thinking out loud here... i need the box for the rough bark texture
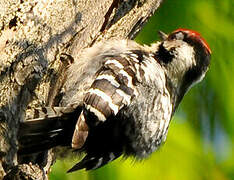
[0,0,163,179]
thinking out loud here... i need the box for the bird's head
[155,28,211,109]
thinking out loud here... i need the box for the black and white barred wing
[70,51,173,171]
[72,55,139,149]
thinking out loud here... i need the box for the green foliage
[50,0,234,179]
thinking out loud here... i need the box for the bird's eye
[174,32,184,40]
[169,32,184,40]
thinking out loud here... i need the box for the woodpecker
[18,28,211,172]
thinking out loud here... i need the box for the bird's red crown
[173,28,211,54]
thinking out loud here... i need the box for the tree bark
[0,0,163,179]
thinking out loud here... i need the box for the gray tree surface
[0,0,163,179]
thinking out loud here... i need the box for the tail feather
[18,128,64,154]
[18,106,81,155]
[67,151,121,172]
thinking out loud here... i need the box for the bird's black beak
[158,31,168,40]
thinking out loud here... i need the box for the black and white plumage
[18,29,211,172]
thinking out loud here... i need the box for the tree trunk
[0,0,163,179]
